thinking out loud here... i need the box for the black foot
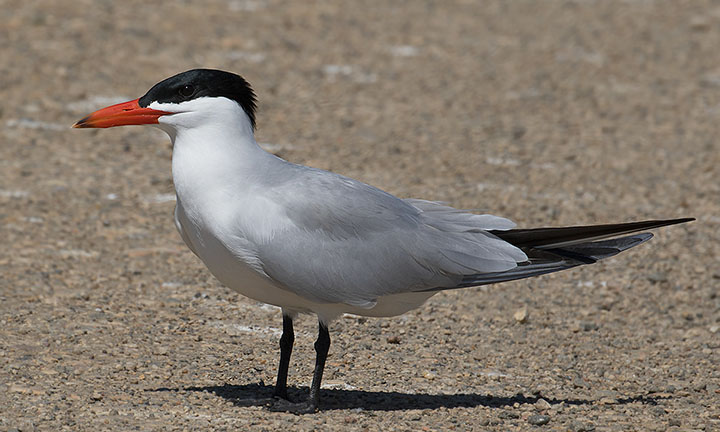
[273,389,290,401]
[266,398,318,414]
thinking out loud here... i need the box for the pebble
[580,321,599,331]
[572,376,589,388]
[386,335,401,344]
[527,414,551,426]
[569,421,595,432]
[534,398,551,411]
[689,16,710,31]
[646,272,668,283]
[514,306,528,323]
[572,321,599,332]
[499,410,520,419]
[423,371,436,380]
[651,406,667,416]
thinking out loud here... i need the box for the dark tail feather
[446,233,652,290]
[419,218,694,292]
[489,218,694,249]
[549,232,654,263]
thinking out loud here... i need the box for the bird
[74,68,693,413]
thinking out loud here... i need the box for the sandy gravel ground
[1,0,718,430]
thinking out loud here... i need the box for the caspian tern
[74,69,693,413]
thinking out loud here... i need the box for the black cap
[138,69,257,130]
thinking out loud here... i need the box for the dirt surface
[1,0,718,430]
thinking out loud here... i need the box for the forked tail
[426,218,694,291]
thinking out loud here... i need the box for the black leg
[268,320,331,414]
[307,322,330,409]
[274,314,294,400]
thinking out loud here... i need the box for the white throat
[152,97,281,221]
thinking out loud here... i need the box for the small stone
[651,406,667,416]
[572,376,589,388]
[527,414,550,425]
[690,16,710,31]
[709,325,719,334]
[594,390,618,404]
[693,381,706,391]
[512,125,527,140]
[569,421,596,432]
[646,272,668,283]
[668,418,681,427]
[701,73,720,88]
[514,307,528,323]
[580,321,599,331]
[535,398,551,411]
[9,384,31,394]
[386,335,401,344]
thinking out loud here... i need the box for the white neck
[153,98,282,214]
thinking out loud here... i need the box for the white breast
[174,195,321,312]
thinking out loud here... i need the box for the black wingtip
[491,217,695,249]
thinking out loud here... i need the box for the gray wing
[254,166,527,307]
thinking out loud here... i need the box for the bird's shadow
[149,382,668,411]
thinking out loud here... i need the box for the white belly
[174,200,436,321]
[174,201,315,310]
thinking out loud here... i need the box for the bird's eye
[178,84,195,97]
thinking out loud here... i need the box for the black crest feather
[138,69,257,130]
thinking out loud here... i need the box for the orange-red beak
[72,98,173,128]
